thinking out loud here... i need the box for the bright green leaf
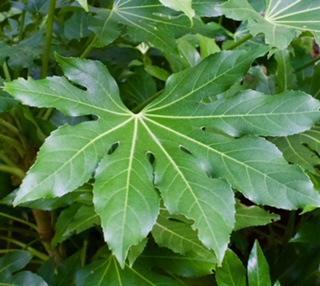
[75,0,88,12]
[248,241,271,286]
[159,0,195,21]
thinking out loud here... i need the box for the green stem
[0,236,49,261]
[0,164,25,179]
[295,56,320,72]
[0,249,22,254]
[42,108,54,120]
[2,62,11,81]
[81,239,88,267]
[0,152,15,166]
[80,35,97,58]
[18,10,26,41]
[0,212,37,230]
[132,90,162,113]
[0,118,20,136]
[227,34,253,50]
[80,8,114,58]
[0,134,24,157]
[41,0,57,78]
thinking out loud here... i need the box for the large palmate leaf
[222,0,320,49]
[4,48,320,266]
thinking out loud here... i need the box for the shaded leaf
[235,202,280,231]
[52,204,99,246]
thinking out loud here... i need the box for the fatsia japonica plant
[1,0,320,285]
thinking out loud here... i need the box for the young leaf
[222,0,320,49]
[235,202,280,231]
[215,250,247,286]
[4,49,320,266]
[248,241,271,286]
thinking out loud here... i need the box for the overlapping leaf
[272,125,320,175]
[76,254,180,286]
[222,0,320,49]
[4,48,320,266]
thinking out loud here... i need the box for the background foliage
[1,0,320,285]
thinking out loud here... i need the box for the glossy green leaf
[235,202,280,231]
[5,49,320,267]
[215,250,247,286]
[248,241,271,286]
[222,0,320,49]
